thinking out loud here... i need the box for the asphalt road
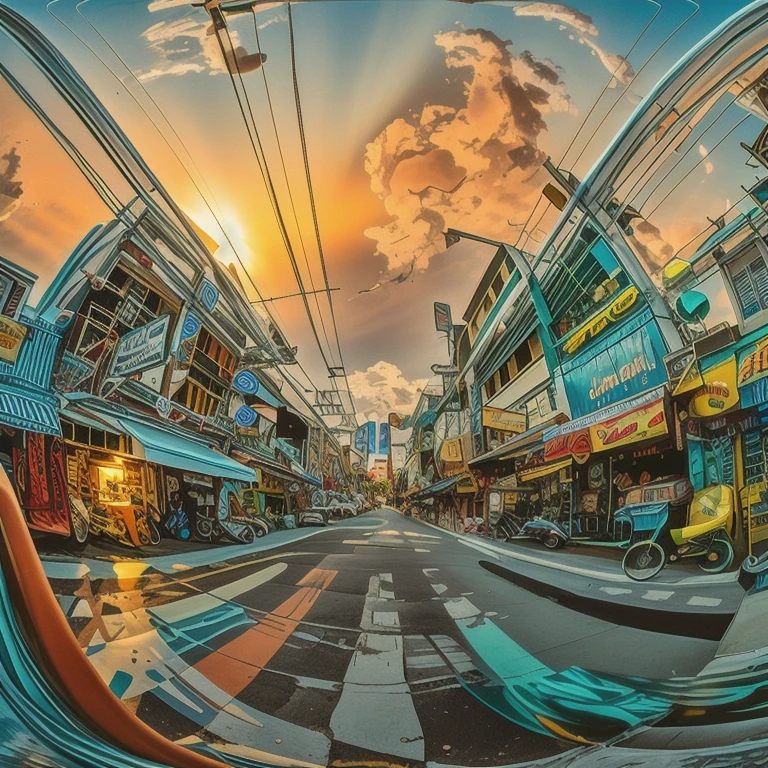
[44,508,728,767]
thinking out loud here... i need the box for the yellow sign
[739,337,768,387]
[482,407,526,434]
[440,437,464,464]
[688,358,739,418]
[590,396,668,452]
[0,316,26,364]
[562,287,639,355]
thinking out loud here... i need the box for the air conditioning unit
[692,323,740,358]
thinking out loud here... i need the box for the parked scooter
[463,516,489,534]
[493,512,569,549]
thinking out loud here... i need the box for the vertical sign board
[378,422,390,453]
[367,421,377,455]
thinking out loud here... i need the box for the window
[62,419,130,453]
[545,227,630,340]
[66,264,176,361]
[172,327,237,418]
[491,273,504,299]
[727,243,768,325]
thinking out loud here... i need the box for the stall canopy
[412,474,461,500]
[0,389,60,436]
[119,419,257,483]
[468,414,568,467]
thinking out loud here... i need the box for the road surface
[43,508,730,767]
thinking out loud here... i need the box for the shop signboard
[561,310,668,418]
[111,314,170,378]
[544,429,592,464]
[590,395,667,453]
[738,335,768,408]
[544,387,668,460]
[560,287,640,356]
[688,358,740,418]
[0,315,26,364]
[354,423,370,457]
[482,406,526,434]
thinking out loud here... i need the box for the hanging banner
[688,357,740,418]
[589,395,668,452]
[738,335,768,408]
[111,314,170,378]
[482,406,526,434]
[0,315,26,364]
[561,310,668,418]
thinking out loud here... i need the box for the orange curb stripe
[194,567,337,697]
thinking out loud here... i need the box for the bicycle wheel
[623,540,666,581]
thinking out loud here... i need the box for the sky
[0,0,760,419]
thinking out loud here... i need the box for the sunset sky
[0,0,760,418]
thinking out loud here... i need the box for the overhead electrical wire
[212,16,339,378]
[566,0,700,174]
[284,1,356,415]
[642,114,750,220]
[45,0,327,419]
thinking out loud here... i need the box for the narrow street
[43,508,726,767]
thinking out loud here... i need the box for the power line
[558,0,662,169]
[211,13,338,377]
[284,1,356,413]
[249,4,338,371]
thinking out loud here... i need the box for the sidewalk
[38,514,381,579]
[413,515,746,640]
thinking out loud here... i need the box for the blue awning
[414,410,438,430]
[0,388,60,436]
[290,462,323,488]
[119,418,256,482]
[413,474,460,499]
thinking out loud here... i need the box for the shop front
[543,387,683,536]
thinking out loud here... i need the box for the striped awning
[0,389,60,436]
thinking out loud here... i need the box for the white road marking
[343,540,370,545]
[373,611,400,628]
[642,590,675,601]
[600,587,633,596]
[403,531,442,539]
[432,584,448,595]
[415,548,431,553]
[687,596,723,607]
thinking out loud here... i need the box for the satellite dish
[676,290,710,323]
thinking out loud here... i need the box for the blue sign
[111,314,170,378]
[378,423,390,453]
[561,310,668,418]
[233,370,260,395]
[355,424,369,456]
[367,420,377,455]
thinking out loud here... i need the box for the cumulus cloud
[348,361,428,417]
[628,219,675,273]
[0,146,23,223]
[137,11,282,82]
[513,3,634,88]
[698,143,714,175]
[363,28,576,275]
[513,3,598,36]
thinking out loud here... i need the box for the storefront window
[172,327,237,417]
[545,226,630,340]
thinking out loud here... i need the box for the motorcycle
[493,512,569,550]
[621,483,735,581]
